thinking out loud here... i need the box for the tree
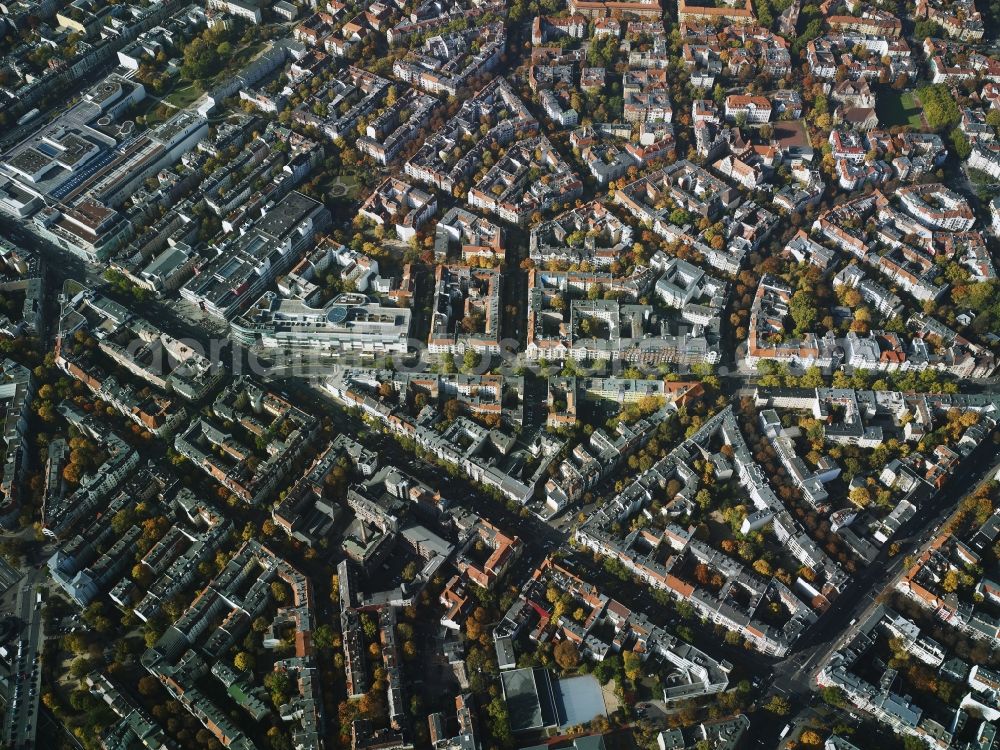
[553,640,580,671]
[950,128,971,159]
[764,695,791,715]
[69,687,96,712]
[848,487,871,508]
[820,686,847,707]
[695,489,712,509]
[485,696,512,746]
[63,632,88,654]
[313,624,336,649]
[401,561,418,582]
[799,366,824,388]
[138,676,160,697]
[271,581,289,603]
[669,208,690,226]
[799,730,823,747]
[62,462,81,485]
[182,36,221,81]
[267,726,292,750]
[622,650,642,681]
[462,349,482,373]
[443,398,462,422]
[917,84,960,131]
[234,651,255,672]
[942,569,960,592]
[265,671,292,707]
[70,657,94,680]
[987,109,1000,136]
[790,289,818,334]
[913,19,943,39]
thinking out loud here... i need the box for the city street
[1,578,45,750]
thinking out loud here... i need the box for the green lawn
[327,173,361,201]
[131,96,172,126]
[877,90,925,130]
[164,82,203,109]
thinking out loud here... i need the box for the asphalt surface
[1,578,44,750]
